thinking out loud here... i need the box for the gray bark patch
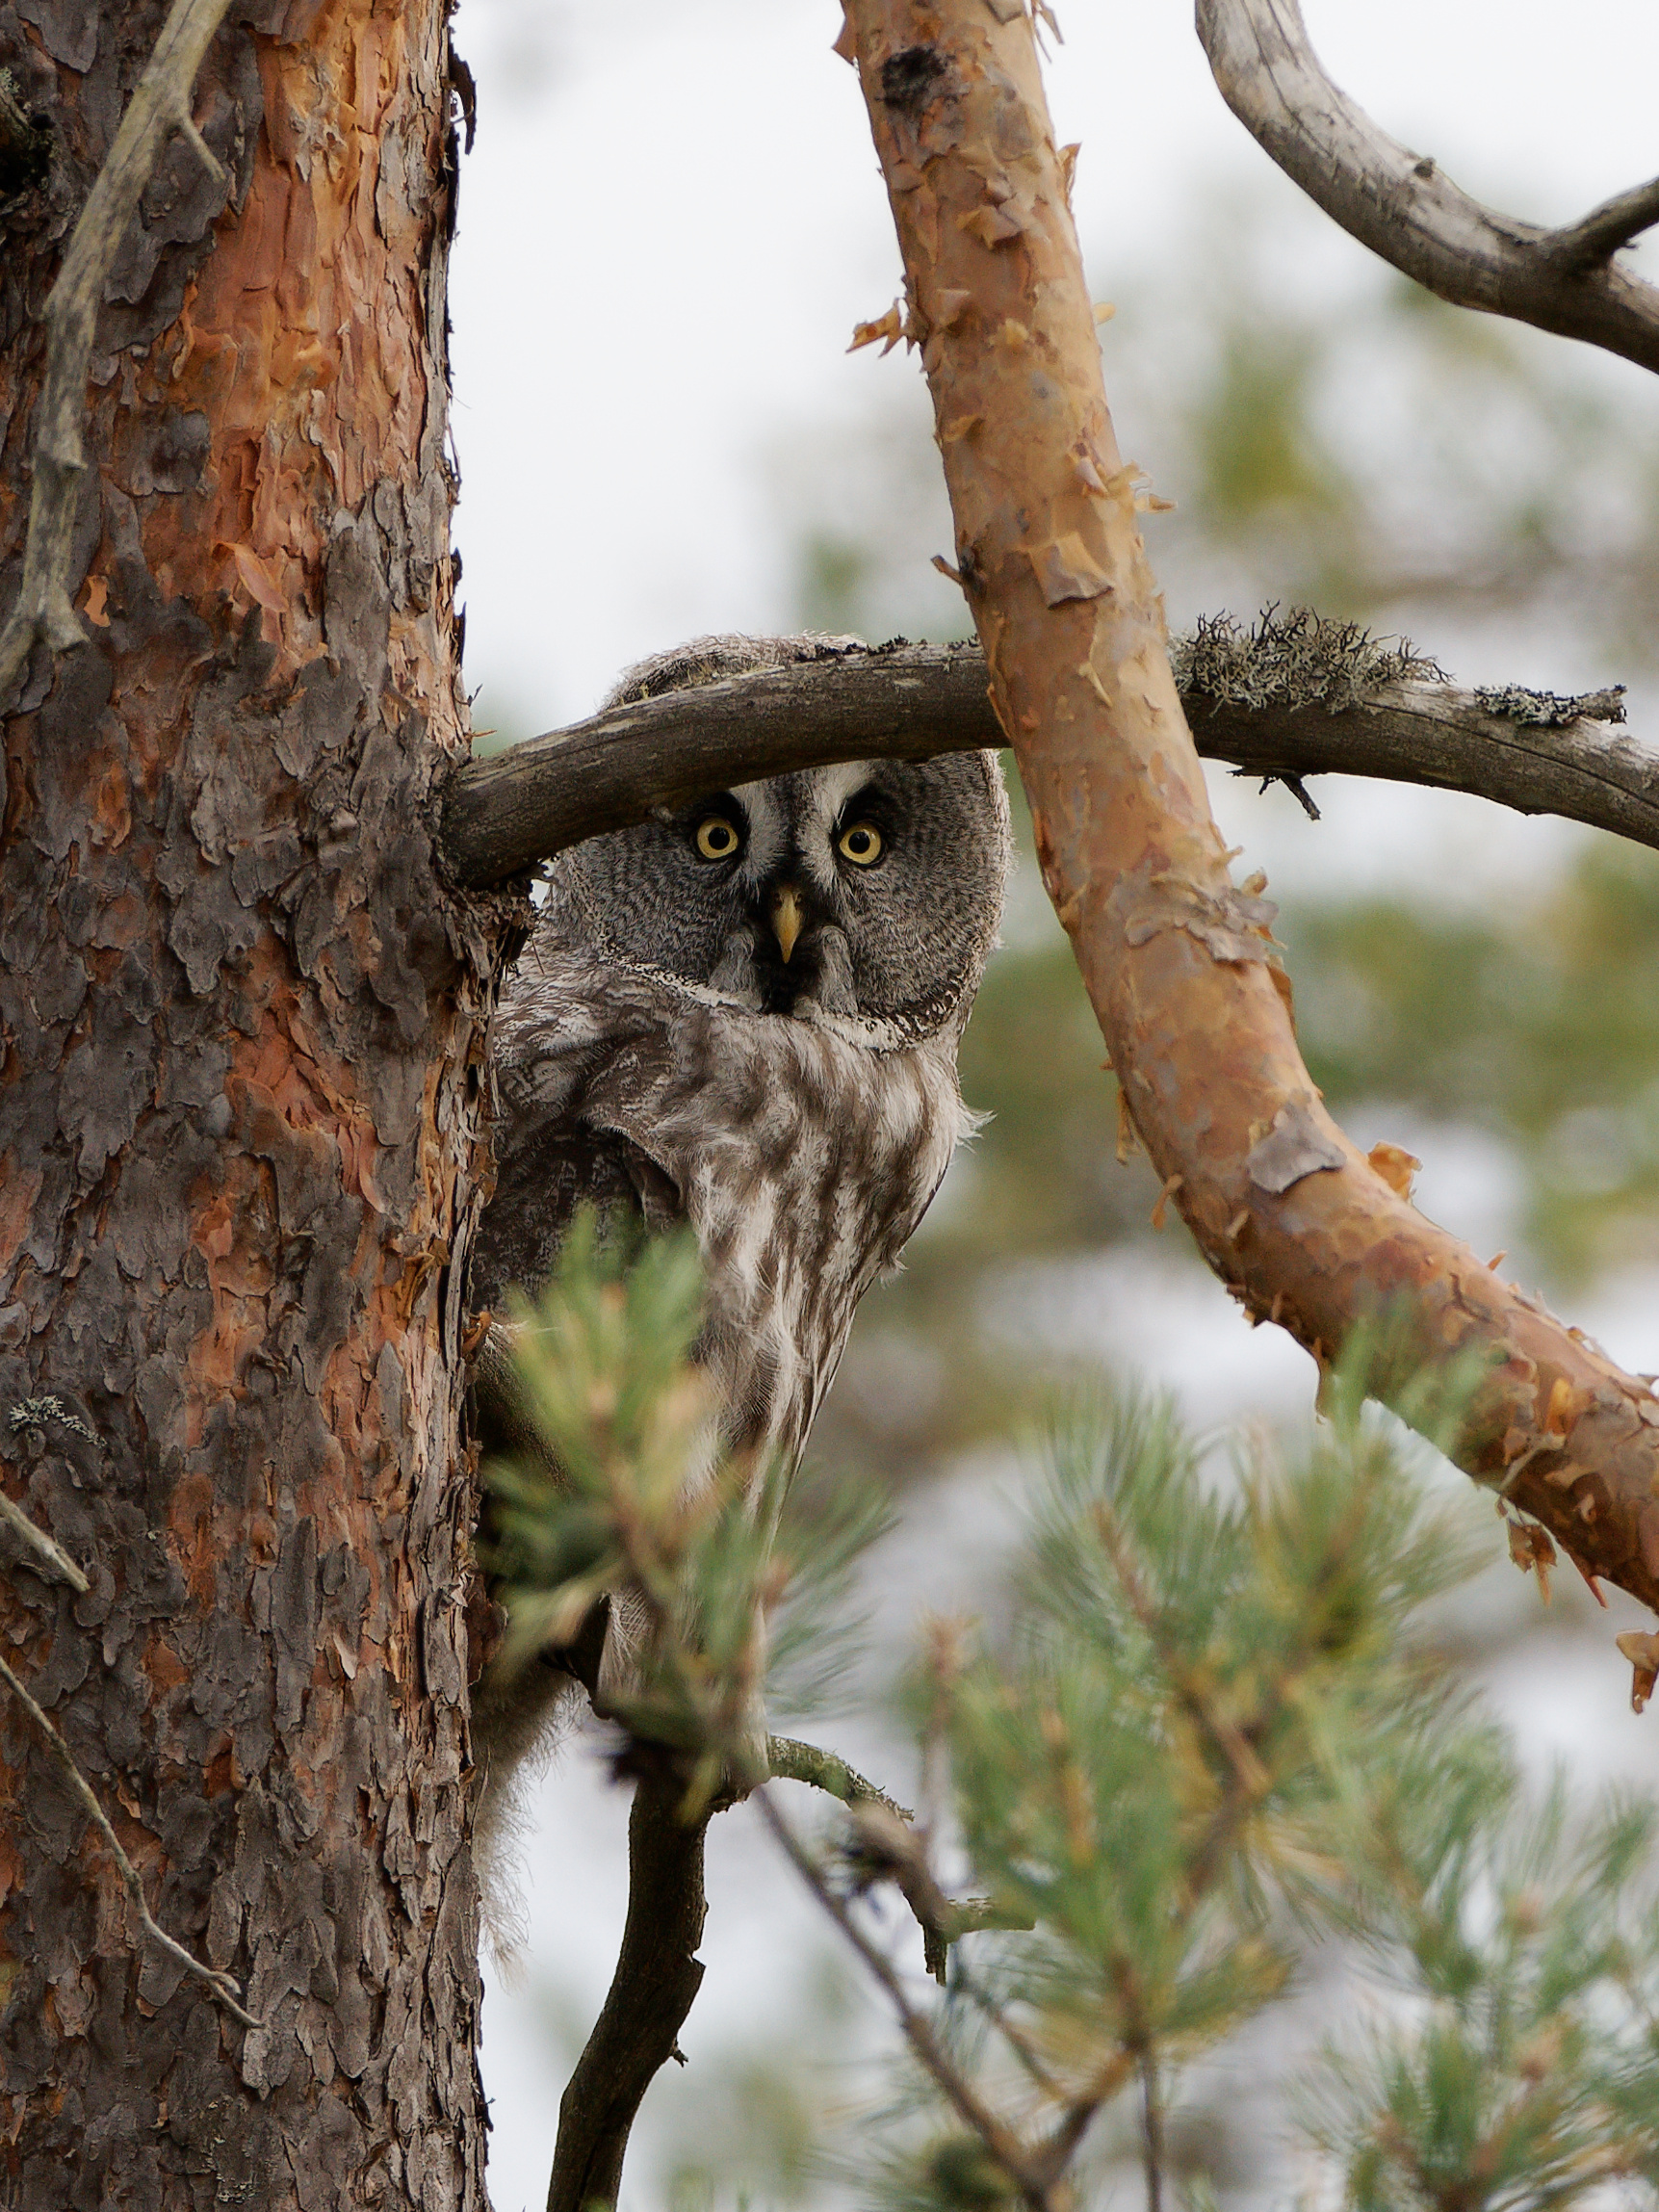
[1247,1101,1347,1194]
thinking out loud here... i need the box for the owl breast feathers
[469,636,1009,1768]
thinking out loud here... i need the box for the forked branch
[0,0,231,703]
[1195,0,1659,375]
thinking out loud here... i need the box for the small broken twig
[1252,771,1320,821]
[0,1652,258,2027]
[0,0,232,703]
[0,1493,89,1594]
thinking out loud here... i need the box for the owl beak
[769,883,805,965]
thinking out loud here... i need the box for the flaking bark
[0,4,503,2201]
[840,0,1659,1622]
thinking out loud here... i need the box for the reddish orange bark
[0,1,497,2198]
[842,0,1659,1623]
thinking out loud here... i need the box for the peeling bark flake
[1030,533,1115,607]
[1120,874,1279,964]
[1246,1104,1347,1195]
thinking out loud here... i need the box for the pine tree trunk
[0,4,500,2201]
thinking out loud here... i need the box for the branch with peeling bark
[436,627,1648,888]
[825,0,1659,1622]
[0,0,231,703]
[1196,0,1659,375]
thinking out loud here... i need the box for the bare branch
[0,0,231,704]
[765,1767,1132,2202]
[0,1652,258,2028]
[437,633,1650,889]
[838,0,1659,1620]
[765,1731,914,1819]
[439,641,997,885]
[1195,0,1659,376]
[548,1761,712,2212]
[752,1782,1060,2212]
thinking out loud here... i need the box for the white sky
[449,0,1659,726]
[448,11,1659,2205]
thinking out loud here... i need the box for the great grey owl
[468,635,1010,1795]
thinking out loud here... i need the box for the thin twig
[1092,1503,1269,1803]
[1553,176,1659,270]
[0,1652,258,2027]
[752,1780,1057,2212]
[1094,1488,1379,1905]
[948,1952,1072,2107]
[0,0,231,703]
[765,1731,913,1818]
[0,1493,89,1594]
[1027,2046,1141,2193]
[1140,2050,1165,2212]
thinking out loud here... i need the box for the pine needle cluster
[482,1231,1659,2212]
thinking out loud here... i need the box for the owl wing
[472,952,690,1310]
[469,957,693,1733]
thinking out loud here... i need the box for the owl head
[538,636,1011,1049]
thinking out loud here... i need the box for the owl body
[471,638,1009,1792]
[477,946,972,1471]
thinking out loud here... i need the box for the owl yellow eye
[695,817,741,862]
[838,821,882,867]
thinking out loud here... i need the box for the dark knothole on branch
[880,43,948,111]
